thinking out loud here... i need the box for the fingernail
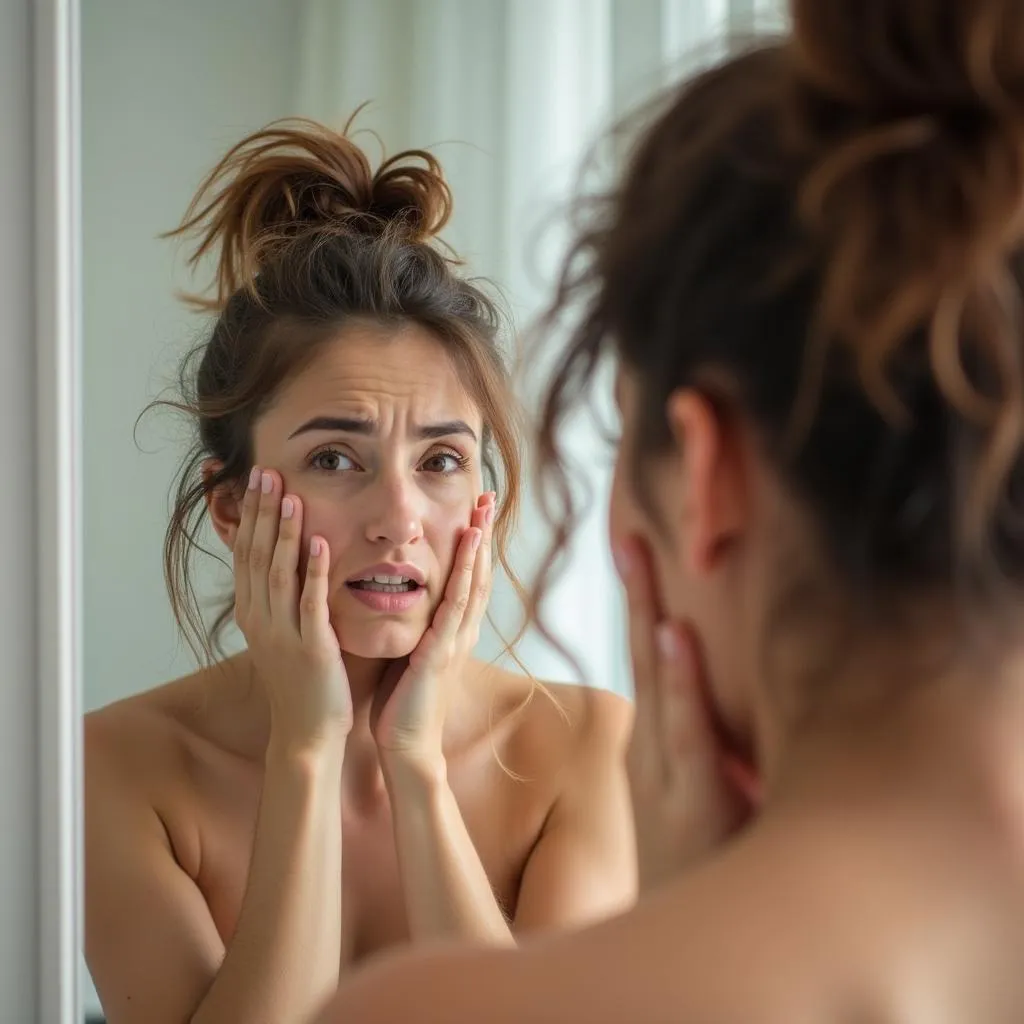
[248,466,260,490]
[612,544,632,578]
[657,622,680,660]
[261,472,272,494]
[310,537,322,557]
[471,530,482,551]
[281,496,294,519]
[485,505,494,525]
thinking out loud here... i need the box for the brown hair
[534,0,1024,646]
[155,117,525,663]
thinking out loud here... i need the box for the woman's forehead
[265,325,483,433]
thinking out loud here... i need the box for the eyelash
[307,446,470,475]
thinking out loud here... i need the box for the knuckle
[268,565,292,591]
[233,542,250,564]
[300,596,321,617]
[249,546,270,570]
[453,594,470,614]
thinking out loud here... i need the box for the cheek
[424,486,477,568]
[288,490,358,567]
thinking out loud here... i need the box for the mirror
[81,2,633,1020]
[79,2,780,1021]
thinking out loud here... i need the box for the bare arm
[385,759,515,944]
[382,688,635,945]
[88,472,353,1024]
[86,725,344,1024]
[189,741,344,1024]
[512,688,636,932]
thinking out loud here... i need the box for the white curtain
[294,0,784,695]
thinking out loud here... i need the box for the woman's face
[246,324,485,659]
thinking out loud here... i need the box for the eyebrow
[288,416,478,443]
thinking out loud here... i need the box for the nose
[363,470,424,547]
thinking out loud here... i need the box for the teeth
[348,572,419,593]
[355,581,415,593]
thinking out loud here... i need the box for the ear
[203,459,244,551]
[665,389,748,576]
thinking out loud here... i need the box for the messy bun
[790,1,1024,117]
[534,0,1024,654]
[788,0,1024,570]
[169,116,453,310]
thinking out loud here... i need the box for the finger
[432,525,482,647]
[655,622,717,783]
[268,493,304,629]
[461,495,494,641]
[248,470,282,618]
[233,465,262,622]
[299,535,332,645]
[722,752,764,810]
[615,537,659,689]
[615,537,662,740]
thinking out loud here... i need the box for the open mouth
[346,575,421,594]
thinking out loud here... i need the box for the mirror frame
[35,0,83,1019]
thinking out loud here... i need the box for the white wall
[0,0,41,1019]
[82,0,300,712]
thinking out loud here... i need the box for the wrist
[381,749,448,798]
[266,728,347,776]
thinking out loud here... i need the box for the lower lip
[346,585,426,613]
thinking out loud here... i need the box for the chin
[333,617,426,661]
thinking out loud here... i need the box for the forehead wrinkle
[258,328,485,444]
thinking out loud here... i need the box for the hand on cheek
[370,491,496,774]
[615,535,760,891]
[233,467,352,748]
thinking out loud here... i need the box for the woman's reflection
[83,119,634,1024]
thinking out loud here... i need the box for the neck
[342,652,394,721]
[762,647,1024,855]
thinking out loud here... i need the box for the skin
[312,370,1024,1024]
[84,325,635,1024]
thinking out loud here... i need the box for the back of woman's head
[159,117,523,662]
[537,0,1024,638]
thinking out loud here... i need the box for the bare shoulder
[84,675,207,819]
[468,661,632,785]
[316,827,857,1024]
[540,679,633,746]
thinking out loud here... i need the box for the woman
[313,1,1024,1021]
[84,120,634,1024]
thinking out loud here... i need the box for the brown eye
[311,449,355,472]
[422,452,462,474]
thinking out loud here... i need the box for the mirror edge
[34,0,83,1019]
